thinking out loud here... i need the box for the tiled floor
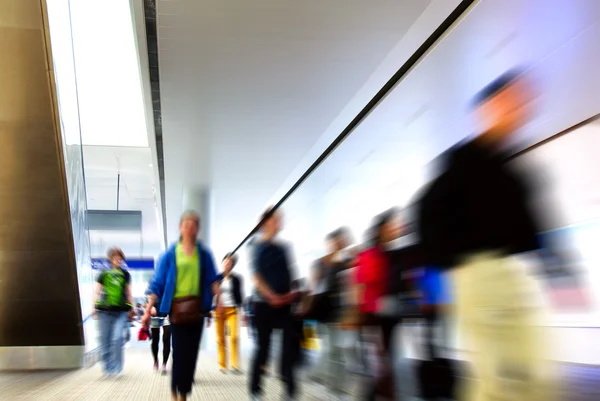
[0,348,336,401]
[1,347,599,400]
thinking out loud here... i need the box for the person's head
[325,230,341,254]
[260,206,282,238]
[326,227,353,253]
[179,210,200,242]
[107,247,125,268]
[336,227,353,249]
[370,208,402,247]
[472,68,532,144]
[222,252,238,275]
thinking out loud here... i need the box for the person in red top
[354,208,403,400]
[355,208,402,318]
[356,246,390,315]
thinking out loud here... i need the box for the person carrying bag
[416,307,457,400]
[142,211,220,401]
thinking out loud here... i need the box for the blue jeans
[98,310,128,374]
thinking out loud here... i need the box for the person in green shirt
[143,211,220,401]
[93,247,134,377]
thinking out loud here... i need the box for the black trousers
[250,303,296,397]
[361,315,399,401]
[291,319,304,367]
[171,321,204,396]
[151,325,172,365]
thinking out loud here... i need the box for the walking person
[150,307,171,375]
[304,229,355,400]
[243,295,256,340]
[214,253,244,374]
[142,210,220,401]
[93,247,134,377]
[417,69,586,401]
[355,209,404,400]
[249,207,298,401]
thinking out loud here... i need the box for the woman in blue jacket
[142,210,219,401]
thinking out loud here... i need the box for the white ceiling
[68,0,150,148]
[53,0,165,259]
[156,0,449,254]
[155,0,600,269]
[83,146,162,257]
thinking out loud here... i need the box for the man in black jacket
[214,253,244,374]
[417,70,583,401]
[249,208,298,401]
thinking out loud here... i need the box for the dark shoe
[231,368,243,375]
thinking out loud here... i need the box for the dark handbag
[417,357,456,399]
[170,296,203,325]
[304,292,334,322]
[416,314,457,400]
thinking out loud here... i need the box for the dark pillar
[0,0,84,369]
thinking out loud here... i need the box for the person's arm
[125,271,134,308]
[93,282,102,307]
[125,284,135,319]
[283,245,301,304]
[212,282,222,298]
[254,273,281,305]
[517,173,588,309]
[92,282,102,318]
[204,251,220,326]
[206,250,220,298]
[417,171,456,270]
[213,273,224,303]
[143,253,169,327]
[143,296,157,328]
[237,275,244,308]
[535,243,589,310]
[92,271,105,318]
[251,245,283,306]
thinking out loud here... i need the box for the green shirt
[96,268,131,311]
[174,243,201,298]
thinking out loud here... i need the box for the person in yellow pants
[453,253,555,401]
[417,70,583,401]
[214,253,244,374]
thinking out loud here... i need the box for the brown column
[0,0,84,369]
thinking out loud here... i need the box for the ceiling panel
[83,146,162,256]
[156,0,436,251]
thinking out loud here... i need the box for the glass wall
[46,0,96,352]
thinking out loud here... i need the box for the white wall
[268,0,600,364]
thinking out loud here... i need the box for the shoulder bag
[169,249,205,325]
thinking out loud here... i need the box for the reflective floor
[1,347,599,400]
[0,348,333,401]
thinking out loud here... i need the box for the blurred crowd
[92,70,589,401]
